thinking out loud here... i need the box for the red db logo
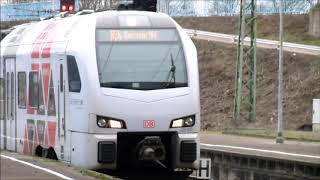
[144,120,155,128]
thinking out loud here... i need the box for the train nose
[137,136,166,161]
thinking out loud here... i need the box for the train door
[0,58,6,150]
[57,55,69,161]
[5,57,17,152]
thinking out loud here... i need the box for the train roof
[95,11,175,29]
[0,11,177,54]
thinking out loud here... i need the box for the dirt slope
[175,15,320,131]
[194,38,319,131]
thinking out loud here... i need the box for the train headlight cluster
[170,115,195,128]
[97,116,126,129]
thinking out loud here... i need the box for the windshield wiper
[162,54,176,88]
[100,82,126,89]
[170,54,176,87]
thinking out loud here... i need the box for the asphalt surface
[1,157,59,180]
[200,133,320,164]
[0,151,191,180]
[0,151,111,180]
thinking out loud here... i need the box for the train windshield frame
[95,28,188,90]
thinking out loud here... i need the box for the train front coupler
[136,136,166,162]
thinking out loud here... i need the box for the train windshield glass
[96,29,188,90]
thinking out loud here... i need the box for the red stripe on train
[23,126,29,154]
[42,63,50,108]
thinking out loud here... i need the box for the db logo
[144,120,155,128]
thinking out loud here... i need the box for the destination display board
[96,29,179,42]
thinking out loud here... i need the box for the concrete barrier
[313,99,320,132]
[309,7,320,38]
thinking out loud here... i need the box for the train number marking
[143,120,155,128]
[190,158,211,179]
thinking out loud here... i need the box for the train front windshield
[95,29,188,90]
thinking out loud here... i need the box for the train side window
[29,72,39,108]
[0,78,4,119]
[67,55,81,93]
[18,72,26,108]
[48,72,56,116]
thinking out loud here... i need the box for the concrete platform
[199,133,320,180]
[200,133,320,164]
[0,151,113,180]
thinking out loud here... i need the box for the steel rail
[184,29,320,56]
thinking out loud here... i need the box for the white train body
[0,11,200,170]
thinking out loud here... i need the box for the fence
[0,0,82,21]
[157,0,320,16]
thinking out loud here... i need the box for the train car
[0,11,200,171]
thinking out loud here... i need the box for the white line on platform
[0,154,74,180]
[200,143,320,159]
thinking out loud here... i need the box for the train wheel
[35,145,43,157]
[46,147,58,160]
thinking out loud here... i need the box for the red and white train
[0,11,200,171]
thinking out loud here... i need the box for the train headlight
[97,116,126,129]
[184,117,194,126]
[97,118,108,128]
[171,119,184,128]
[170,115,195,128]
[108,120,123,129]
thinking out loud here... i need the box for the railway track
[184,28,320,56]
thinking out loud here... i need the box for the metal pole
[234,0,257,124]
[276,0,284,144]
[249,0,257,122]
[166,0,169,14]
[234,0,245,126]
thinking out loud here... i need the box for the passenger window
[37,72,45,115]
[18,72,26,108]
[67,55,81,93]
[29,72,39,108]
[0,78,4,119]
[48,72,56,116]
